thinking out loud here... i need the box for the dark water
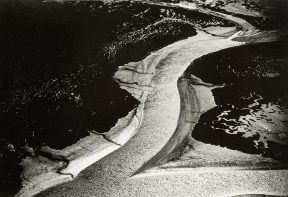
[0,0,235,195]
[186,41,288,161]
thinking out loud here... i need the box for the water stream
[0,0,233,195]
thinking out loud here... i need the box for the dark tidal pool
[186,41,288,161]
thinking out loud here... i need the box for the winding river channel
[36,1,288,197]
[0,0,287,196]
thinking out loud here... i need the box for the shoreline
[37,31,250,196]
[17,1,288,196]
[146,75,288,171]
[11,1,199,196]
[17,94,145,197]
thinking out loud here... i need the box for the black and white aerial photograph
[0,0,288,196]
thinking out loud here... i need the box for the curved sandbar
[38,3,287,197]
[39,31,247,196]
[12,1,198,196]
[144,65,288,171]
[17,105,144,197]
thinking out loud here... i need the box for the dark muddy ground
[185,41,288,162]
[0,0,234,195]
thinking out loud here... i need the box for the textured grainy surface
[38,32,274,197]
[4,0,286,196]
[2,1,202,195]
[128,169,288,197]
[155,78,288,170]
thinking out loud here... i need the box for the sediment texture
[0,0,287,196]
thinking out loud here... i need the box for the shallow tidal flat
[182,41,288,163]
[0,0,235,195]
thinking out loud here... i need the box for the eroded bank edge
[16,70,150,197]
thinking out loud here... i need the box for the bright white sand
[30,3,287,196]
[39,32,288,197]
